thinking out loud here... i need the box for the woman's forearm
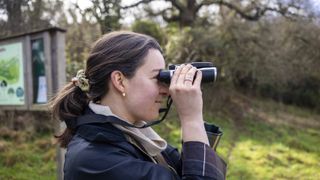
[181,116,209,145]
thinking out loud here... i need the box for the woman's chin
[143,113,159,122]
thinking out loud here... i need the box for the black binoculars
[157,62,217,84]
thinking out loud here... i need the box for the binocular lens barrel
[157,67,217,84]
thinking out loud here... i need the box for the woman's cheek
[145,81,159,97]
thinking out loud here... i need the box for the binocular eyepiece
[157,62,217,84]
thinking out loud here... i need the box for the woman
[50,31,226,180]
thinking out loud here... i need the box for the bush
[131,20,166,46]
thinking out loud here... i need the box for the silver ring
[185,75,193,82]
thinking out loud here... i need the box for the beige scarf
[88,102,167,157]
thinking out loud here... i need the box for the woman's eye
[152,75,159,80]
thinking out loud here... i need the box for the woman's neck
[99,95,137,124]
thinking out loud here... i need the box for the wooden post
[0,27,67,180]
[50,29,66,180]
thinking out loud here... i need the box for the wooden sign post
[0,27,66,180]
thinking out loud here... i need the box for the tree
[63,5,101,80]
[126,0,313,27]
[0,0,29,35]
[71,0,313,30]
[131,20,166,46]
[0,0,64,37]
[75,0,122,34]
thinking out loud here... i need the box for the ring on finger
[185,75,193,82]
[185,74,193,80]
[184,79,193,86]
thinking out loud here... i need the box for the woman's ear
[110,71,127,94]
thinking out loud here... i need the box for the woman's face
[124,49,169,122]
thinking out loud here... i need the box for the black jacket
[64,111,227,180]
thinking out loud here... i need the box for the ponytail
[49,31,162,148]
[49,82,89,148]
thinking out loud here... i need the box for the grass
[156,97,320,180]
[0,97,319,179]
[222,118,320,179]
[0,130,56,180]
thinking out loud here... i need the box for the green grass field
[0,130,56,180]
[0,97,319,179]
[155,97,320,180]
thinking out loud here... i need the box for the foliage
[225,18,320,110]
[164,27,224,64]
[75,0,122,33]
[163,16,320,110]
[136,0,313,27]
[131,20,166,46]
[0,0,64,37]
[61,5,102,80]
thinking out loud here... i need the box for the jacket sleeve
[181,122,226,179]
[162,123,227,180]
[182,141,226,180]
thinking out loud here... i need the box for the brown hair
[49,31,162,148]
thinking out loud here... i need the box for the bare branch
[144,6,179,22]
[199,0,220,7]
[162,13,180,23]
[121,0,154,9]
[145,6,172,16]
[198,0,302,21]
[219,1,264,20]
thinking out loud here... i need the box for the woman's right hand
[169,64,203,122]
[169,64,209,144]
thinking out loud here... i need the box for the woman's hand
[169,64,203,121]
[169,64,209,144]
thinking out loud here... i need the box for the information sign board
[0,42,25,105]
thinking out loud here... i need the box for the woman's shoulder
[64,128,142,172]
[66,123,152,162]
[64,127,178,179]
[66,133,135,160]
[69,123,139,154]
[64,133,179,180]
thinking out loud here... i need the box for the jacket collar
[75,108,127,143]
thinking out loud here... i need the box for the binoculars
[157,62,217,84]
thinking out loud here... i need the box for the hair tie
[72,70,90,92]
